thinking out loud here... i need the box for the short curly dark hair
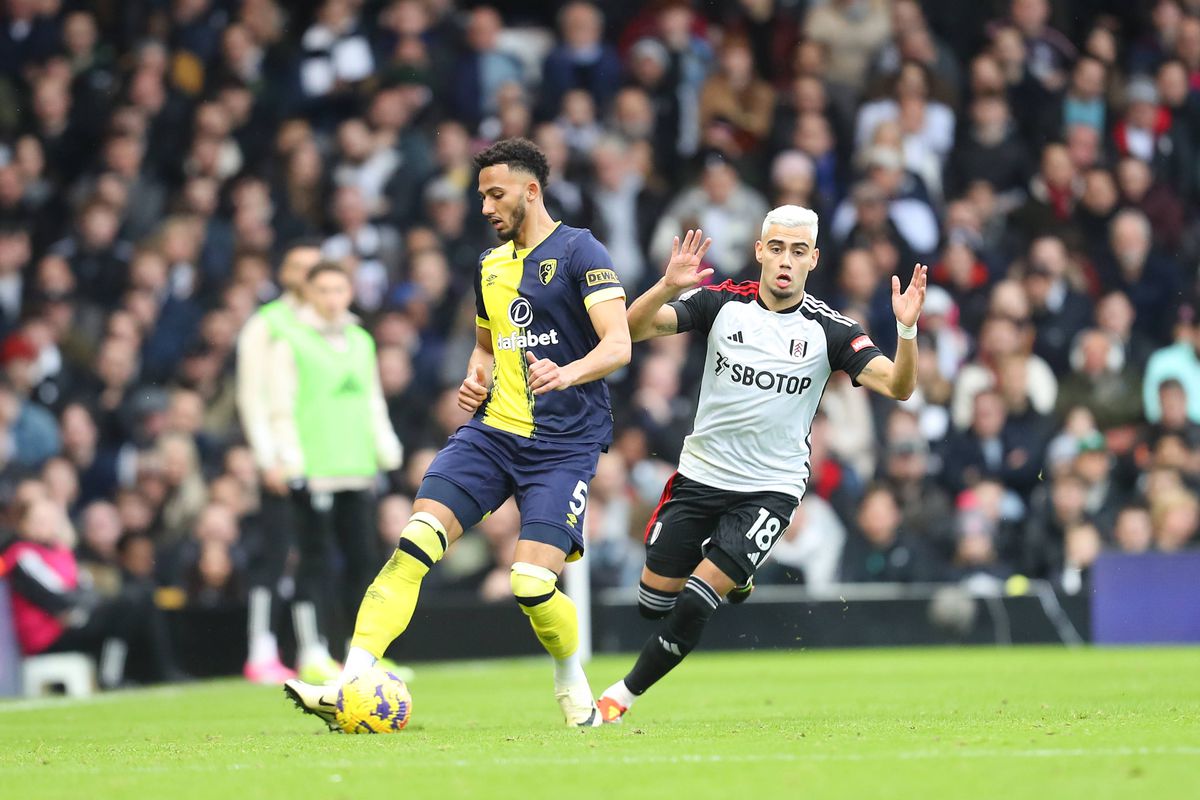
[473,137,550,188]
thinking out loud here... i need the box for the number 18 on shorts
[643,473,797,586]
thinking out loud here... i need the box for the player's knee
[638,604,671,621]
[510,562,558,610]
[637,581,678,620]
[395,512,449,571]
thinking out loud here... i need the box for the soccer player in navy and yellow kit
[285,138,631,728]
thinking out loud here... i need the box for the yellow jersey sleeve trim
[476,315,491,329]
[583,286,627,311]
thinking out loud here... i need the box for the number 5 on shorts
[569,480,588,514]
[565,480,588,528]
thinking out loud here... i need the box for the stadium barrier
[158,584,1091,678]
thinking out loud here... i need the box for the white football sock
[248,631,280,665]
[603,679,637,709]
[292,601,331,666]
[247,587,278,664]
[99,638,128,689]
[340,647,378,684]
[553,651,587,689]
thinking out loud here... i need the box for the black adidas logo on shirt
[726,330,744,343]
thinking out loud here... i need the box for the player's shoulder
[797,293,860,330]
[555,224,608,259]
[682,279,760,303]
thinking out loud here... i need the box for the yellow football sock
[350,512,447,658]
[510,562,578,660]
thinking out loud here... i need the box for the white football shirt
[668,281,883,501]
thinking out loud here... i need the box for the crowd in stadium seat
[0,0,1198,644]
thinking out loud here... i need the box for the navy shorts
[416,422,601,558]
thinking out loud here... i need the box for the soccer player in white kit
[597,206,927,722]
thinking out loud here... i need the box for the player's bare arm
[526,297,631,395]
[627,228,713,342]
[458,325,495,412]
[854,263,928,402]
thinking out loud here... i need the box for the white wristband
[896,320,918,340]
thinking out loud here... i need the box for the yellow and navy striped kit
[473,222,625,445]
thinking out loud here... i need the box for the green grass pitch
[3,647,1199,800]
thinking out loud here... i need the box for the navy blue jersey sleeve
[568,232,626,311]
[474,249,491,328]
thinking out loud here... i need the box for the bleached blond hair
[761,205,819,240]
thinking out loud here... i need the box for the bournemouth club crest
[539,259,557,285]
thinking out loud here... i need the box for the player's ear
[809,247,820,272]
[754,239,763,264]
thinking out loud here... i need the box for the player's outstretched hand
[892,263,928,328]
[663,228,714,292]
[458,364,490,412]
[525,350,573,395]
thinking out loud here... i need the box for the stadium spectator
[649,153,768,278]
[804,0,892,94]
[321,185,402,314]
[1111,76,1193,197]
[532,122,585,226]
[1143,305,1200,424]
[75,500,124,597]
[1058,521,1102,595]
[698,35,775,160]
[538,2,621,119]
[1022,236,1093,374]
[1055,329,1144,429]
[941,387,1041,497]
[950,479,1018,585]
[268,262,402,683]
[840,483,939,583]
[1113,504,1154,554]
[450,6,522,128]
[1115,156,1187,255]
[1010,142,1081,248]
[581,135,666,290]
[1150,487,1199,551]
[950,314,1058,430]
[945,92,1032,201]
[1,496,183,687]
[1148,379,1200,449]
[879,407,954,557]
[332,117,400,218]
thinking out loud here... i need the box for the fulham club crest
[789,339,808,358]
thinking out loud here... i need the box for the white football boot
[283,678,341,732]
[555,680,602,727]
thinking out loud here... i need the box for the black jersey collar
[756,289,805,314]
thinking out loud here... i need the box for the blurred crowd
[0,0,1199,636]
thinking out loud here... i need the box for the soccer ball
[334,667,413,733]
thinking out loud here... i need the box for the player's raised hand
[458,364,490,412]
[892,263,928,328]
[662,228,714,291]
[525,350,573,395]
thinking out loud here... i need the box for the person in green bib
[235,243,321,685]
[268,261,403,684]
